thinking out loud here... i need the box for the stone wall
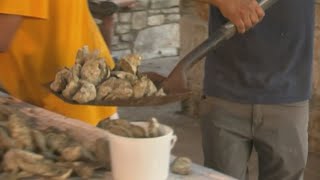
[94,0,181,59]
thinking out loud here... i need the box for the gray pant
[200,96,309,180]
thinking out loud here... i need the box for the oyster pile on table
[97,117,164,138]
[0,108,110,179]
[50,46,166,103]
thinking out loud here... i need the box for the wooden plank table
[0,92,236,180]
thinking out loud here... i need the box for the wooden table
[0,92,235,180]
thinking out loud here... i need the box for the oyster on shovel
[49,46,167,105]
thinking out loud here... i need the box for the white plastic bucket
[106,122,177,180]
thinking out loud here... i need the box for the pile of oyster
[97,117,164,138]
[0,108,110,179]
[50,46,166,104]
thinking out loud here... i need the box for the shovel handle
[167,0,279,77]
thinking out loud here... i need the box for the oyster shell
[50,68,72,93]
[7,114,34,151]
[80,58,107,85]
[147,117,162,137]
[111,71,138,83]
[96,77,116,101]
[132,77,149,99]
[70,63,82,81]
[0,105,13,121]
[97,119,131,130]
[155,88,167,97]
[0,126,15,149]
[46,131,71,153]
[62,79,80,100]
[145,78,158,96]
[32,130,57,160]
[75,45,90,65]
[107,125,133,137]
[119,54,142,74]
[72,80,96,103]
[171,157,192,175]
[16,171,34,179]
[105,80,133,100]
[3,149,73,179]
[72,162,99,179]
[61,145,96,162]
[130,125,147,138]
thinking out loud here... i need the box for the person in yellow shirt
[0,0,121,125]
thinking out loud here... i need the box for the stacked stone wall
[93,0,181,59]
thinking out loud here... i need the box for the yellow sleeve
[0,0,48,19]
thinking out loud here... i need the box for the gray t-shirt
[204,0,315,104]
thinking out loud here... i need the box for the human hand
[215,0,265,33]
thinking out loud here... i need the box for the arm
[195,0,265,33]
[0,14,22,52]
[90,0,136,47]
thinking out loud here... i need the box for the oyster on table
[46,130,71,154]
[32,129,57,160]
[72,161,100,179]
[0,109,107,179]
[7,114,34,151]
[2,149,73,179]
[0,126,15,150]
[171,157,192,175]
[61,144,96,162]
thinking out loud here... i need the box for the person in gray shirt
[200,0,315,179]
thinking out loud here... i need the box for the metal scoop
[49,0,278,106]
